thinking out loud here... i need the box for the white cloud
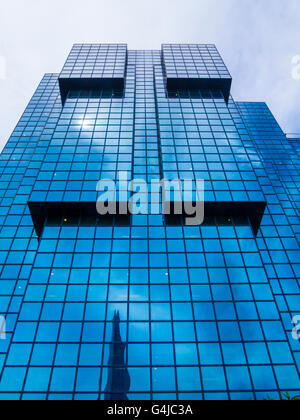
[0,0,299,151]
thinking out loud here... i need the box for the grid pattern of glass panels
[154,66,264,203]
[0,45,299,400]
[59,44,127,79]
[237,103,300,241]
[30,66,134,203]
[162,44,231,79]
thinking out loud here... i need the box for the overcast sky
[0,0,299,151]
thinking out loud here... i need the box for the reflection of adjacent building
[104,311,130,400]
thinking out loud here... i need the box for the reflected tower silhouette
[103,311,130,400]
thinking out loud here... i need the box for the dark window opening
[167,88,224,100]
[28,202,131,239]
[163,201,266,236]
[66,87,124,100]
[164,214,248,227]
[28,200,266,238]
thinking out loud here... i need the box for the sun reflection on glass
[78,119,91,129]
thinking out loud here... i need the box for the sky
[0,0,299,151]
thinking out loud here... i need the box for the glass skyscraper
[0,44,299,400]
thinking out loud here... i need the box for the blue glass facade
[0,44,299,400]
